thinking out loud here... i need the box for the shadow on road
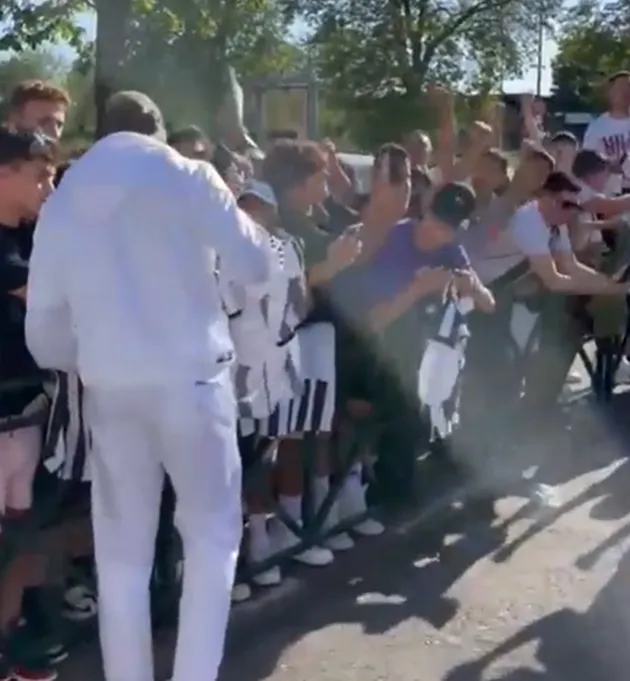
[445,548,630,681]
[218,505,506,681]
[57,393,630,681]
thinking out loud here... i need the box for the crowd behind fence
[0,74,629,680]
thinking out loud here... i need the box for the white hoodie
[26,132,276,388]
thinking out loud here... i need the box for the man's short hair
[0,126,57,166]
[101,90,165,140]
[572,149,609,180]
[261,140,327,195]
[541,170,580,195]
[167,125,206,148]
[7,80,70,112]
[550,130,578,146]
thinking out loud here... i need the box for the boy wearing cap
[227,180,308,590]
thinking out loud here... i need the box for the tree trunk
[94,0,133,137]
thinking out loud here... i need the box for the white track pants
[84,373,242,681]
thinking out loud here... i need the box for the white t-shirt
[583,113,630,193]
[508,201,573,256]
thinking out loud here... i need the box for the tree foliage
[0,0,87,53]
[297,0,562,147]
[0,0,301,135]
[551,0,629,112]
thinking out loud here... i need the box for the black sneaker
[44,643,67,666]
[62,584,97,621]
[0,654,11,681]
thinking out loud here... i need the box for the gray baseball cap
[101,90,166,141]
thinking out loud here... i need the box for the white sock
[248,513,267,540]
[278,494,302,521]
[313,476,330,509]
[248,514,269,556]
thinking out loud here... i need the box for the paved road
[59,381,630,681]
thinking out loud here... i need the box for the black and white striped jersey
[218,230,307,419]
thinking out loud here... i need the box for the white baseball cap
[239,180,278,208]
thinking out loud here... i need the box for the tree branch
[420,0,518,73]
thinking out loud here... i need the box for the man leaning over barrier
[24,90,278,681]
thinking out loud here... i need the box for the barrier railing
[0,289,619,637]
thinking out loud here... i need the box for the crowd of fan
[0,71,629,680]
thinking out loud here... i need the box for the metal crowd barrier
[0,282,622,629]
[0,372,67,577]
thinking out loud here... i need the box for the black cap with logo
[429,182,476,228]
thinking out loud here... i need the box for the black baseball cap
[429,182,476,228]
[0,126,56,166]
[101,90,165,141]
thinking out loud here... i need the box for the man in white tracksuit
[25,92,276,681]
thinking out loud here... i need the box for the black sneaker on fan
[44,643,67,666]
[62,584,97,621]
[0,654,11,681]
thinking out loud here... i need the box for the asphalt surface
[59,371,630,681]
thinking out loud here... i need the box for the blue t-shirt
[330,219,470,322]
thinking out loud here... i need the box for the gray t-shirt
[461,195,524,284]
[508,201,572,256]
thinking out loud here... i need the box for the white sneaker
[231,582,251,602]
[269,519,334,566]
[566,370,582,384]
[326,531,355,551]
[324,501,355,551]
[353,517,385,536]
[337,472,385,536]
[615,358,630,384]
[248,521,283,587]
[253,566,282,587]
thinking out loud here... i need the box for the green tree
[0,49,69,96]
[551,0,628,112]
[0,0,300,135]
[120,0,300,135]
[297,0,562,147]
[0,0,87,52]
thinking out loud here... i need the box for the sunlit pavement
[59,361,630,681]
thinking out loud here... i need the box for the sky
[56,11,556,96]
